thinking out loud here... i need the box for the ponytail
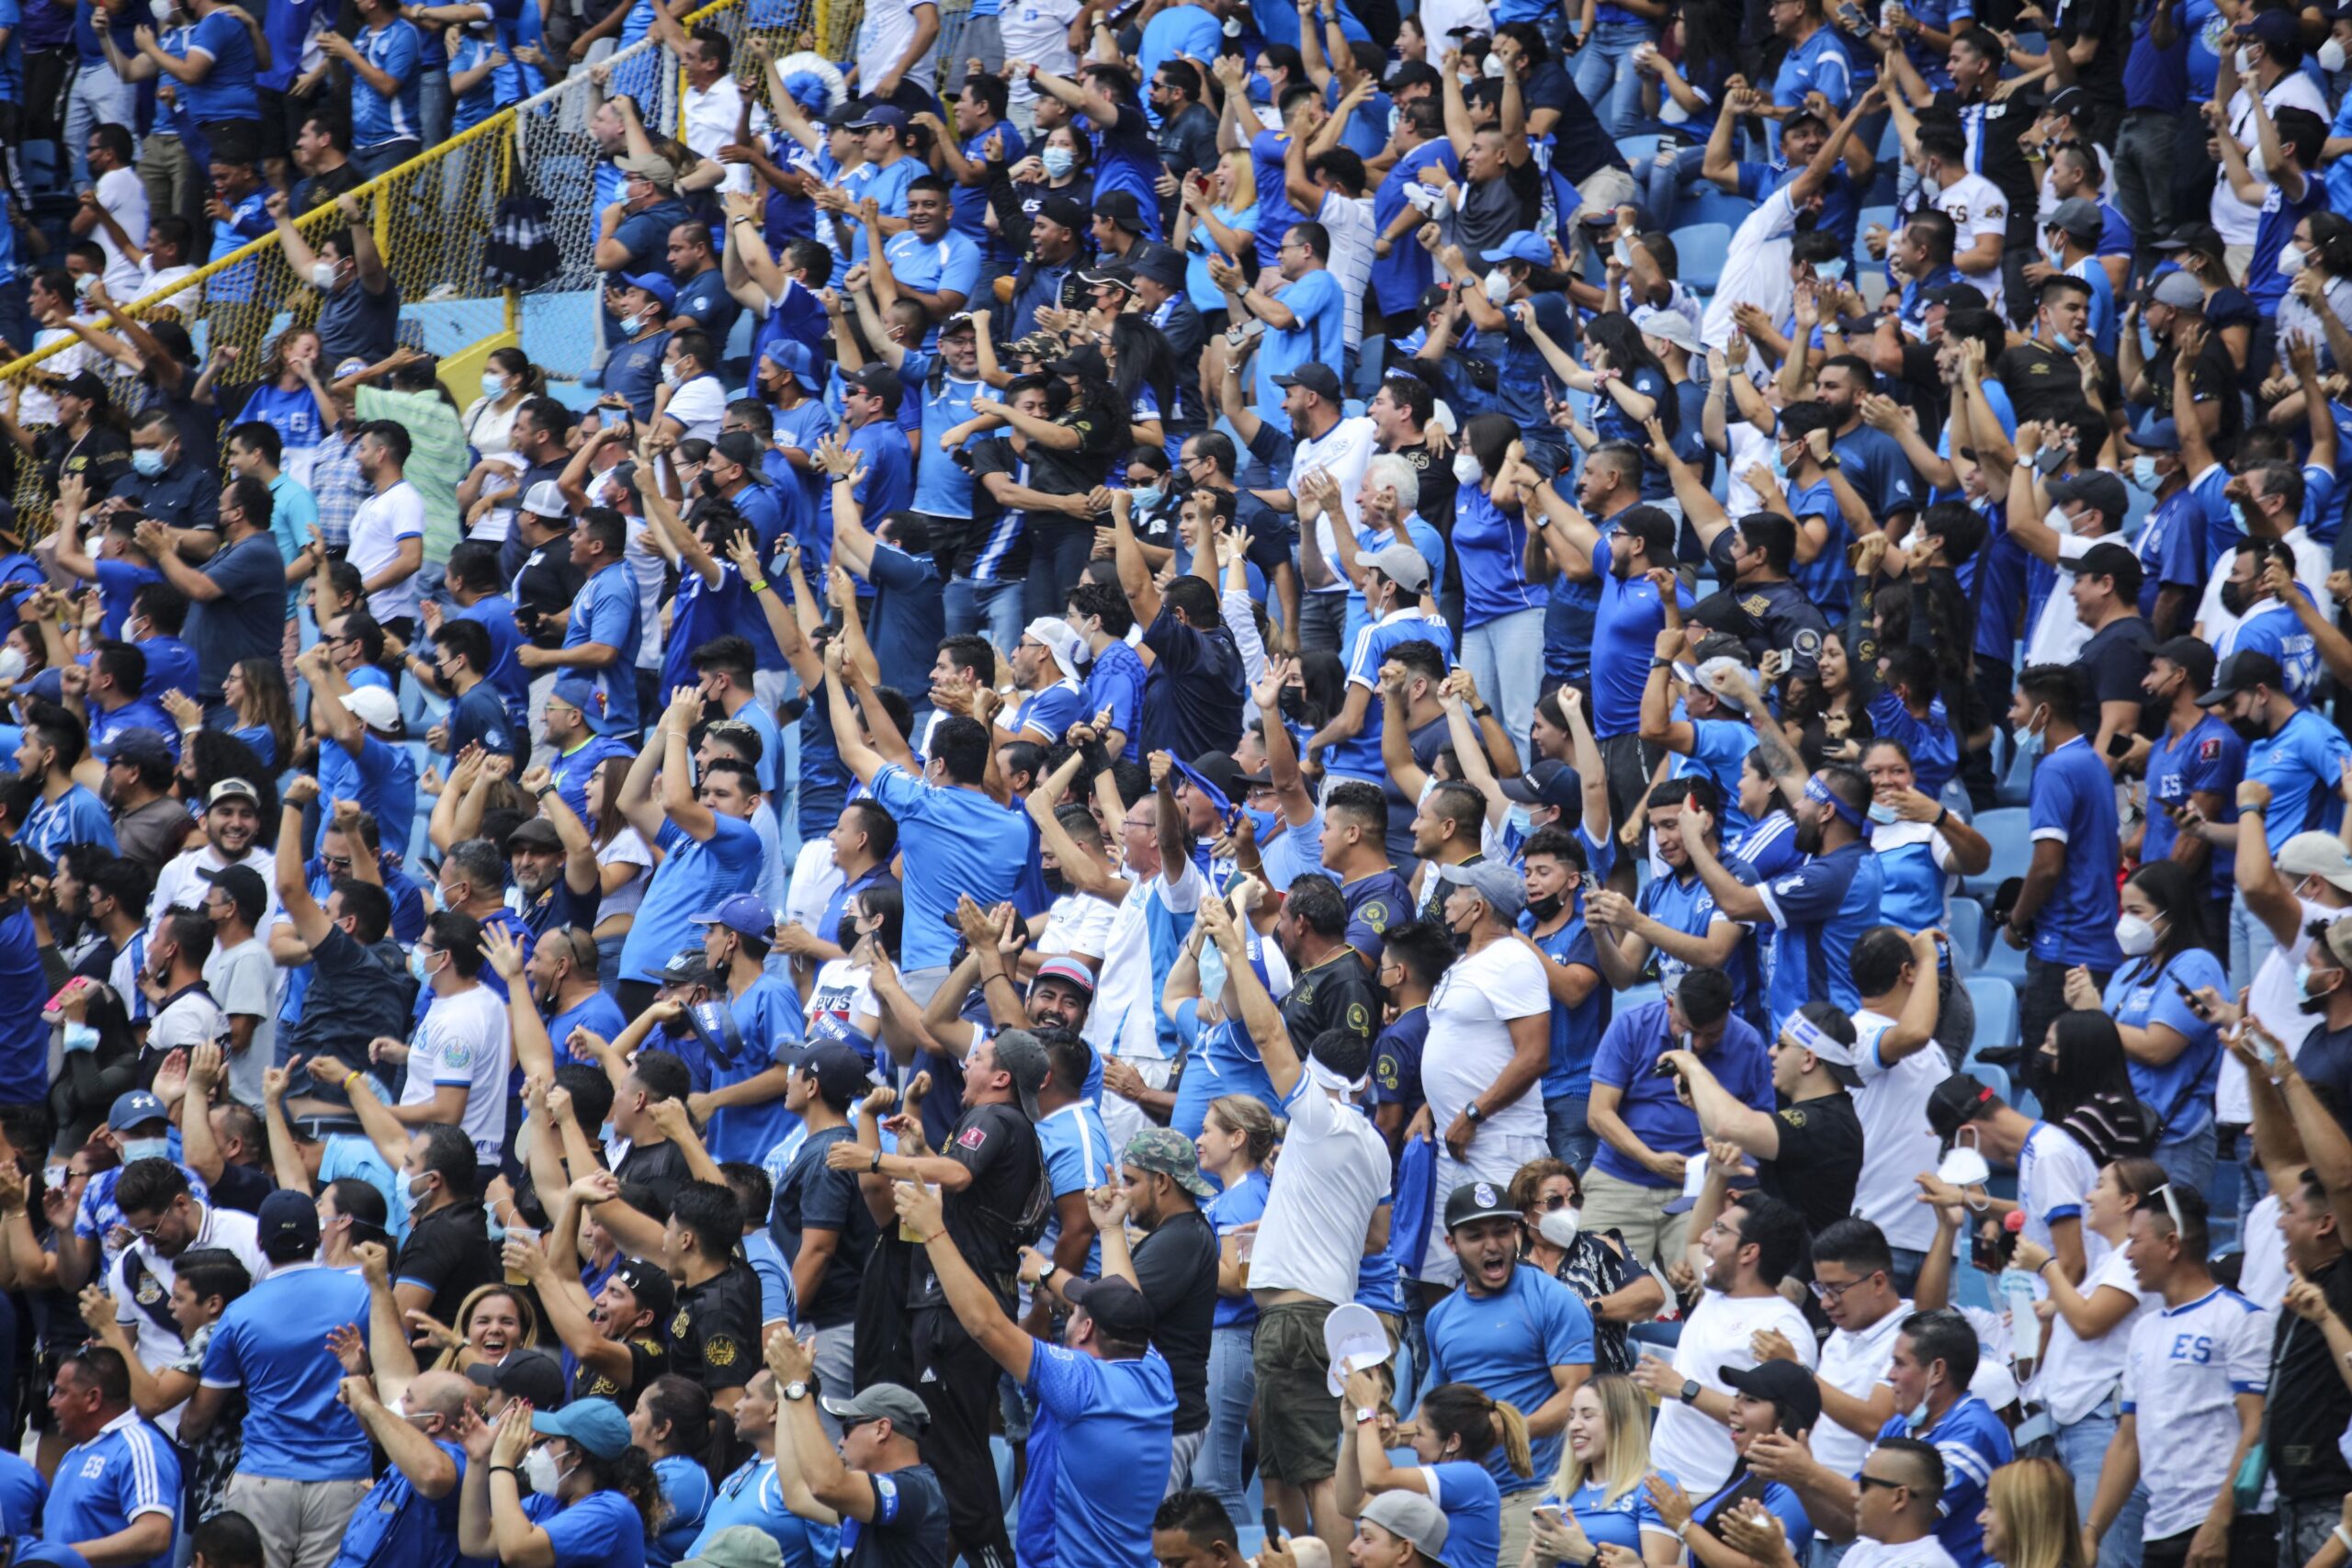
[1419,1382,1531,1477]
[1493,1399,1533,1480]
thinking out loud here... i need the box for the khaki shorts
[1251,1299,1340,1484]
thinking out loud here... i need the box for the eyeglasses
[1538,1193,1574,1212]
[1856,1474,1905,1493]
[321,854,354,872]
[1809,1273,1875,1303]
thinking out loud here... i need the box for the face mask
[1246,71,1272,99]
[1815,258,1847,284]
[522,1445,563,1496]
[2323,37,2347,71]
[660,363,682,389]
[1041,146,1075,177]
[1243,806,1281,840]
[1770,444,1791,480]
[1526,891,1566,922]
[1277,686,1309,721]
[62,1021,99,1055]
[409,947,437,984]
[310,261,339,291]
[2114,913,2158,956]
[2279,245,2310,278]
[1908,1400,1931,1427]
[119,1136,168,1164]
[2044,236,2066,266]
[1537,1206,1581,1248]
[2234,44,2256,73]
[1867,801,1899,825]
[406,1173,435,1204]
[1937,1145,1992,1189]
[1131,485,1163,511]
[2219,580,2252,618]
[2052,331,2079,355]
[1482,268,1513,305]
[1481,52,1506,76]
[618,313,645,336]
[149,0,173,19]
[481,372,507,400]
[1223,13,1241,34]
[1453,451,1483,486]
[2045,503,2073,536]
[1043,863,1069,897]
[0,646,27,683]
[1504,803,1535,838]
[2132,456,2163,492]
[130,449,165,478]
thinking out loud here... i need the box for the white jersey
[348,480,428,624]
[110,1204,267,1436]
[2017,1120,2104,1266]
[1841,1539,1962,1568]
[1648,1289,1818,1495]
[1702,187,1799,354]
[1850,1009,1948,1252]
[854,0,940,96]
[1291,414,1379,595]
[2120,1286,2271,1540]
[1933,172,2008,320]
[1317,191,1377,354]
[1814,1303,1908,1477]
[403,984,512,1163]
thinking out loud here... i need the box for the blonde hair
[1985,1459,2086,1568]
[1546,1374,1654,1507]
[431,1285,541,1372]
[1206,1094,1279,1167]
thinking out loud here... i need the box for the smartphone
[2173,978,2205,1012]
[1969,1213,2017,1272]
[42,976,89,1013]
[1262,1508,1284,1543]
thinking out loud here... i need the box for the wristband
[870,1149,884,1173]
[343,1069,363,1092]
[490,1465,519,1478]
[1472,705,1492,717]
[747,578,769,594]
[2335,1527,2352,1556]
[1933,804,1949,826]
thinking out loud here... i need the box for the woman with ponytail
[1339,1368,1531,1568]
[1524,1374,1681,1566]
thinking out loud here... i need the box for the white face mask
[0,646,27,683]
[1452,451,1483,486]
[2114,913,2158,956]
[1537,1206,1581,1248]
[1481,52,1506,77]
[2234,43,2257,73]
[149,0,173,21]
[1483,268,1512,305]
[2278,244,2310,277]
[1937,1145,1993,1189]
[2322,37,2347,72]
[2044,503,2073,536]
[310,261,338,291]
[522,1444,564,1495]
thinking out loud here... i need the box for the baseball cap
[1022,617,1082,680]
[1432,858,1527,920]
[52,370,109,405]
[691,893,774,939]
[198,863,268,924]
[797,1043,871,1111]
[520,479,571,519]
[2151,636,2215,690]
[820,1382,930,1432]
[1692,657,1750,712]
[533,1396,633,1460]
[1920,282,1987,312]
[1031,956,1097,998]
[1078,264,1136,293]
[1062,1274,1157,1337]
[2045,470,2131,526]
[713,431,773,476]
[2047,196,2102,242]
[1038,193,1090,235]
[1092,190,1148,234]
[2198,649,2286,707]
[467,1348,567,1409]
[2278,832,2352,893]
[1046,344,1108,381]
[616,271,679,311]
[2245,9,2300,50]
[846,103,909,130]
[1272,363,1342,403]
[504,817,562,852]
[821,101,864,128]
[2130,415,2180,452]
[842,364,903,402]
[681,1527,785,1568]
[660,946,714,987]
[98,728,173,773]
[1925,1073,2006,1144]
[1131,247,1186,289]
[1361,544,1430,593]
[616,152,677,187]
[1125,1128,1216,1198]
[1185,750,1245,801]
[2056,539,2143,600]
[989,1027,1050,1120]
[206,777,260,809]
[2150,270,2205,310]
[761,339,819,389]
[109,1089,168,1133]
[1498,758,1580,813]
[255,1188,321,1252]
[1717,1359,1823,1434]
[612,1256,676,1322]
[2153,220,2223,254]
[1358,1493,1450,1559]
[341,684,401,735]
[1631,305,1701,354]
[1479,231,1550,266]
[2044,84,2089,120]
[548,673,599,715]
[1443,1179,1520,1231]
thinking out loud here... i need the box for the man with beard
[1587,780,1755,1018]
[152,780,272,944]
[506,773,601,940]
[1423,1180,1595,1564]
[107,1159,269,1394]
[510,1209,674,1411]
[513,924,625,1071]
[1273,874,1379,1059]
[775,802,900,982]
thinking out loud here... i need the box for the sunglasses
[1857,1474,1905,1493]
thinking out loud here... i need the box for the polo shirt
[1523,912,1602,1102]
[1425,1265,1596,1493]
[868,763,1035,971]
[1021,1344,1177,1568]
[1589,542,1694,739]
[43,1414,178,1568]
[198,1260,375,1478]
[863,539,944,701]
[2024,736,2125,968]
[395,1200,500,1331]
[186,532,287,696]
[1588,1001,1771,1189]
[1139,600,1246,762]
[2242,705,2352,852]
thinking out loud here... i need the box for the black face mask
[1043,864,1070,897]
[1526,892,1566,922]
[698,472,723,498]
[2229,713,2269,743]
[2219,580,2253,619]
[1277,687,1309,722]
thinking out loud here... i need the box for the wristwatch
[1678,1379,1702,1404]
[1036,1260,1059,1284]
[1464,1102,1487,1125]
[1354,1406,1379,1426]
[783,1381,809,1402]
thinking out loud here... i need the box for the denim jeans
[1195,1324,1257,1521]
[65,65,135,192]
[2152,1118,2216,1196]
[944,575,1025,655]
[1025,525,1095,623]
[2058,1406,2145,1568]
[2113,111,2177,268]
[1568,20,1655,140]
[1887,1246,1928,1297]
[1544,1093,1595,1173]
[1298,591,1348,654]
[1644,142,1707,229]
[2231,886,2282,998]
[1464,606,1549,768]
[418,67,452,152]
[353,139,423,180]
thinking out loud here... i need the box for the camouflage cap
[1125,1127,1216,1199]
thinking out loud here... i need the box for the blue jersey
[2026,736,2124,967]
[346,20,423,148]
[2242,706,2351,854]
[1521,910,1603,1100]
[567,563,643,738]
[1082,642,1148,763]
[691,1458,839,1568]
[1037,1100,1113,1278]
[1868,1395,2014,1568]
[2104,946,2226,1136]
[689,975,806,1165]
[1425,1266,1597,1493]
[868,763,1036,971]
[2132,487,2207,619]
[1757,841,1884,1028]
[1332,611,1455,779]
[198,1262,375,1479]
[325,1438,470,1568]
[44,1416,180,1568]
[1021,1344,1176,1568]
[517,1492,647,1568]
[650,1453,714,1567]
[1665,713,1757,839]
[2142,716,2243,903]
[2220,601,2320,701]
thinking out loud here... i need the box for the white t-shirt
[403,983,512,1162]
[2221,895,2347,1122]
[806,958,877,1039]
[205,937,280,1110]
[1851,1009,1949,1252]
[348,480,428,623]
[2018,1120,2104,1265]
[2237,1194,2288,1310]
[146,987,226,1062]
[2191,519,2330,644]
[1290,414,1378,595]
[2031,1245,2154,1427]
[1814,1303,1908,1477]
[662,374,729,443]
[1423,936,1551,1140]
[997,0,1081,107]
[855,0,940,94]
[1317,191,1377,354]
[149,846,279,951]
[1841,1539,1962,1568]
[596,829,653,921]
[1039,890,1116,963]
[1250,1077,1390,1305]
[94,168,151,299]
[1085,860,1207,1065]
[1934,172,2009,319]
[683,79,769,195]
[2120,1286,2272,1540]
[1702,187,1799,354]
[2211,73,2329,243]
[141,263,201,318]
[782,838,844,941]
[1649,1289,1818,1495]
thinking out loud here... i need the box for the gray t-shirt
[206,937,279,1107]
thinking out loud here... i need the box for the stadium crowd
[0,0,2346,1561]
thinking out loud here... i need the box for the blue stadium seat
[1978,931,2030,985]
[1672,223,1733,294]
[1619,133,1662,167]
[1945,898,1985,971]
[1679,187,1752,231]
[1962,807,2030,900]
[1618,981,1666,1016]
[1964,975,2020,1055]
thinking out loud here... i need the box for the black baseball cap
[2152,636,2216,690]
[1718,1359,1823,1434]
[2045,470,2130,527]
[466,1348,567,1408]
[1272,363,1342,402]
[612,1257,675,1322]
[1063,1274,1156,1337]
[198,863,269,925]
[2199,650,2287,707]
[2056,540,2143,601]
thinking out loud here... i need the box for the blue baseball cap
[548,673,599,715]
[761,338,819,388]
[1479,231,1551,266]
[2131,415,2180,452]
[109,1090,168,1132]
[614,272,678,311]
[691,894,774,939]
[532,1397,633,1460]
[847,103,908,131]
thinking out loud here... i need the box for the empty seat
[1962,807,2030,900]
[1963,975,2020,1056]
[1672,222,1733,294]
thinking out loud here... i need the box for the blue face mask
[2052,332,2079,355]
[1131,485,1163,511]
[2132,456,2162,491]
[1770,444,1791,479]
[1242,806,1280,840]
[1815,259,1848,285]
[130,448,166,478]
[1247,71,1272,100]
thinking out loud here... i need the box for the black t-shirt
[2274,1254,2352,1498]
[672,1260,762,1394]
[284,925,413,1080]
[206,1161,276,1216]
[960,437,1039,581]
[844,1461,950,1568]
[614,1137,693,1216]
[1994,342,2119,427]
[571,1334,669,1410]
[1028,408,1125,524]
[2148,338,2244,464]
[39,422,130,501]
[1522,61,1623,186]
[911,1102,1046,1311]
[1457,158,1545,260]
[1280,951,1381,1056]
[397,1200,502,1330]
[2080,614,2156,713]
[2052,0,2127,111]
[1758,1091,1865,1235]
[1127,1208,1219,1434]
[773,1124,879,1330]
[508,537,586,646]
